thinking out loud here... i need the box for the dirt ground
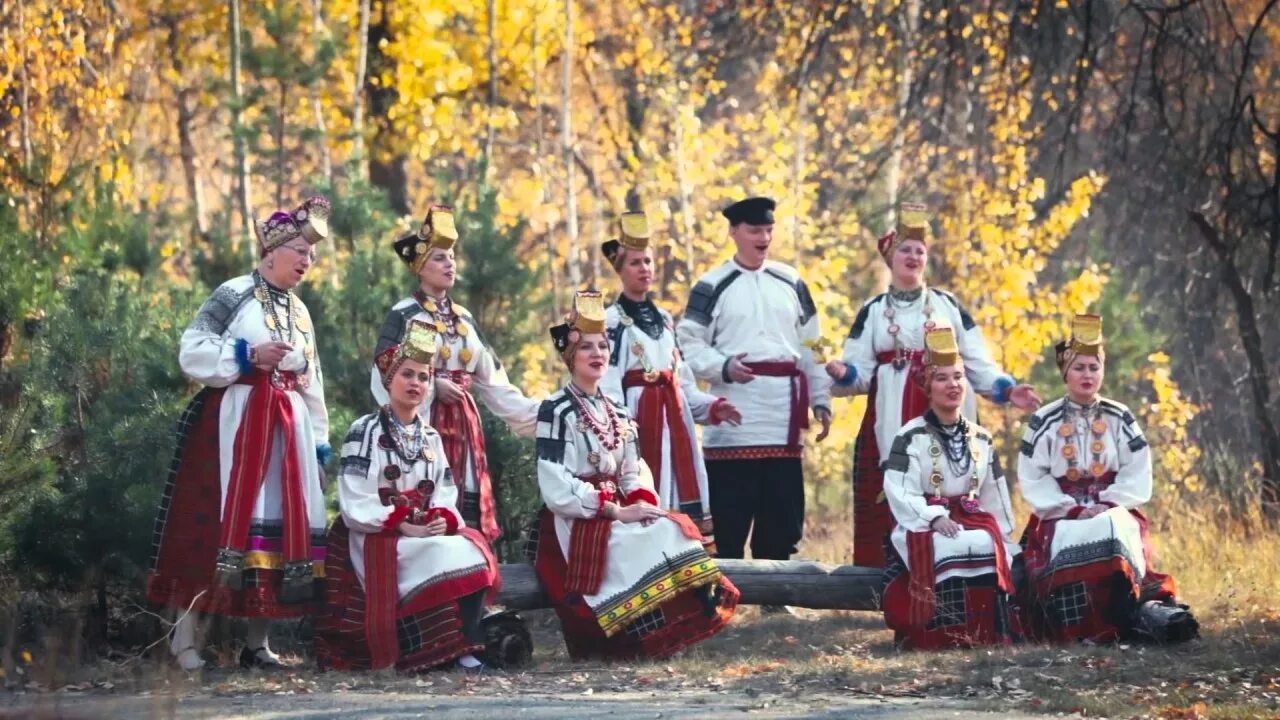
[6,604,1277,720]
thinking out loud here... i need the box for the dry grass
[4,505,1279,719]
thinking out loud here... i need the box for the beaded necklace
[566,383,628,470]
[924,413,981,510]
[883,284,935,371]
[377,406,436,483]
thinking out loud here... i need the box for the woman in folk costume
[1017,314,1198,644]
[147,197,333,671]
[826,202,1041,567]
[316,321,500,672]
[600,212,742,551]
[372,205,540,542]
[533,289,739,660]
[880,326,1023,649]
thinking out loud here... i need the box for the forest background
[0,0,1277,679]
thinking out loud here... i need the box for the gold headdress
[878,201,931,260]
[602,211,652,269]
[923,326,960,370]
[375,320,440,388]
[549,289,608,359]
[394,204,460,274]
[1056,314,1105,377]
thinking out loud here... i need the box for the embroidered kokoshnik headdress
[916,325,962,387]
[1055,314,1104,379]
[877,201,931,262]
[549,289,607,363]
[601,211,652,270]
[255,196,331,254]
[393,204,459,274]
[375,320,440,389]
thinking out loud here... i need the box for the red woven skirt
[145,388,319,618]
[314,519,487,672]
[1020,510,1177,644]
[852,358,928,567]
[882,558,1022,650]
[532,510,739,661]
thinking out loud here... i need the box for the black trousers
[706,457,805,561]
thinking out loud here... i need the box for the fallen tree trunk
[495,560,882,611]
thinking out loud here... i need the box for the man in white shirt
[676,196,832,571]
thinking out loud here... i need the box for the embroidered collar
[616,293,665,340]
[888,285,924,304]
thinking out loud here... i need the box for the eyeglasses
[279,244,317,263]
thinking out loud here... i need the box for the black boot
[1132,600,1200,644]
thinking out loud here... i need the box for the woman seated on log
[533,289,739,660]
[1017,314,1197,645]
[881,326,1023,649]
[316,321,500,672]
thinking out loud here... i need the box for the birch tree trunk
[562,0,580,290]
[310,0,332,186]
[165,17,209,240]
[883,0,920,233]
[533,17,561,319]
[484,0,498,170]
[229,0,255,255]
[350,0,371,180]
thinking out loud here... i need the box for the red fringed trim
[425,507,461,535]
[382,505,412,532]
[625,488,659,507]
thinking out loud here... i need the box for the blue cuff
[316,443,333,467]
[720,357,734,384]
[990,375,1016,404]
[833,362,857,387]
[234,338,254,377]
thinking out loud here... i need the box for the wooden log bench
[494,559,882,611]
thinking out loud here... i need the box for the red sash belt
[905,497,1014,626]
[432,370,500,541]
[215,370,313,604]
[743,361,809,449]
[1056,470,1117,506]
[622,369,702,508]
[563,475,619,596]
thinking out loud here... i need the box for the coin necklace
[414,291,474,365]
[883,284,935,371]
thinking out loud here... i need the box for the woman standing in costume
[316,321,500,672]
[827,203,1040,567]
[147,197,333,670]
[880,326,1022,649]
[600,211,742,550]
[533,290,739,660]
[372,205,540,543]
[1017,314,1197,644]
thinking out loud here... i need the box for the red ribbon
[432,370,501,541]
[217,371,312,595]
[622,369,702,509]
